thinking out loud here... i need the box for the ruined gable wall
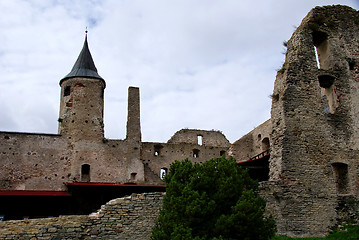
[265,5,359,237]
[142,129,230,182]
[229,119,271,162]
[167,129,230,146]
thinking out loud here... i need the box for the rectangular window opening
[198,135,203,146]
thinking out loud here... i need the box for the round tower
[58,33,106,140]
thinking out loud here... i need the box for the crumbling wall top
[167,129,230,146]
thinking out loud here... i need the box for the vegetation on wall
[151,157,276,240]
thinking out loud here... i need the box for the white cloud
[0,0,357,143]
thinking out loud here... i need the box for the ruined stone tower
[58,34,106,141]
[263,5,359,237]
[58,33,108,181]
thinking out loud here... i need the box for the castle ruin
[1,5,359,238]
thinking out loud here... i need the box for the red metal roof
[0,190,71,196]
[65,182,165,188]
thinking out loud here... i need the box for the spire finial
[85,27,88,35]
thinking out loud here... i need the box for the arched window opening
[257,134,261,141]
[131,172,137,181]
[64,86,71,97]
[160,168,168,180]
[262,137,270,152]
[193,149,200,158]
[81,164,90,182]
[220,150,226,156]
[197,135,203,146]
[332,163,349,194]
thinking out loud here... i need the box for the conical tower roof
[60,34,105,87]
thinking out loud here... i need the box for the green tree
[151,157,276,240]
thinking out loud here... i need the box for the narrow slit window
[64,86,71,97]
[314,46,320,69]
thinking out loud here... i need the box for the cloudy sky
[0,0,358,143]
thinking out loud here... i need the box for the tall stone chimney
[125,87,144,182]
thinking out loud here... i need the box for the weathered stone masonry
[262,5,359,237]
[0,192,164,240]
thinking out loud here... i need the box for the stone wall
[0,131,132,190]
[142,141,229,179]
[0,192,164,240]
[0,132,70,191]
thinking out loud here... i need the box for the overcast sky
[0,0,358,143]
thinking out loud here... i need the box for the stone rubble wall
[0,192,164,240]
[267,5,359,237]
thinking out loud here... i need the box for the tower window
[81,164,90,182]
[64,86,71,97]
[220,150,226,156]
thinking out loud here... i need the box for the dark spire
[60,32,105,87]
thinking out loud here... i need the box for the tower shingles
[60,34,105,87]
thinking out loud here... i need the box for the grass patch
[271,225,359,240]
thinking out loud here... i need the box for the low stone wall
[0,192,164,240]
